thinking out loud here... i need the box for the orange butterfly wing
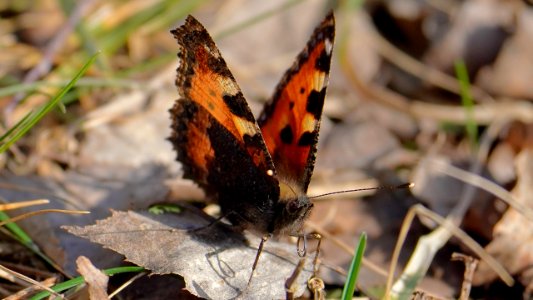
[258,13,335,193]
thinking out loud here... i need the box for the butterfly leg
[189,213,228,232]
[247,234,271,287]
[188,210,246,234]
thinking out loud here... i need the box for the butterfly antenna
[309,183,414,199]
[286,183,298,197]
[274,173,299,198]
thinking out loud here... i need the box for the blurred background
[1,0,532,299]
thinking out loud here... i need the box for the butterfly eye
[287,200,300,215]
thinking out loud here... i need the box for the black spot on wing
[298,131,316,146]
[208,55,233,78]
[313,22,335,49]
[300,87,305,94]
[315,48,331,72]
[280,125,294,144]
[223,93,255,122]
[243,132,270,164]
[306,88,326,119]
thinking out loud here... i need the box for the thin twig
[109,271,147,299]
[0,199,49,211]
[0,209,89,227]
[0,264,61,298]
[4,276,57,300]
[451,253,479,300]
[285,258,305,300]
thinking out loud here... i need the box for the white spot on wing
[325,39,333,54]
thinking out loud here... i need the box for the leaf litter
[3,0,533,298]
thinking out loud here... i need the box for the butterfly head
[270,180,313,235]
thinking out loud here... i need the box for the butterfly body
[170,13,335,237]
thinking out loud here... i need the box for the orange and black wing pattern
[169,16,279,232]
[258,12,335,193]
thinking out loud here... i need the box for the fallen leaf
[476,9,533,99]
[64,207,313,299]
[76,256,109,300]
[474,148,533,286]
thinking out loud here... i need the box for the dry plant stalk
[385,122,516,298]
[0,199,49,211]
[451,253,479,300]
[3,277,57,300]
[108,271,147,298]
[0,209,89,227]
[385,203,512,299]
[0,264,60,298]
[285,258,306,300]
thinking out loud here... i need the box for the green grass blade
[454,60,478,149]
[97,2,168,54]
[0,211,35,245]
[0,210,66,274]
[0,53,98,153]
[29,266,145,300]
[116,53,175,78]
[0,111,34,143]
[0,82,39,98]
[341,232,367,300]
[0,78,145,98]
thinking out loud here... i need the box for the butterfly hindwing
[169,16,280,232]
[258,13,335,193]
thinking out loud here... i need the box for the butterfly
[169,12,334,267]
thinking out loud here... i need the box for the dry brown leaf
[474,148,533,285]
[76,256,109,300]
[477,9,533,99]
[487,142,516,184]
[64,208,313,299]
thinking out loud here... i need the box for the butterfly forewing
[170,16,280,232]
[258,13,335,193]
